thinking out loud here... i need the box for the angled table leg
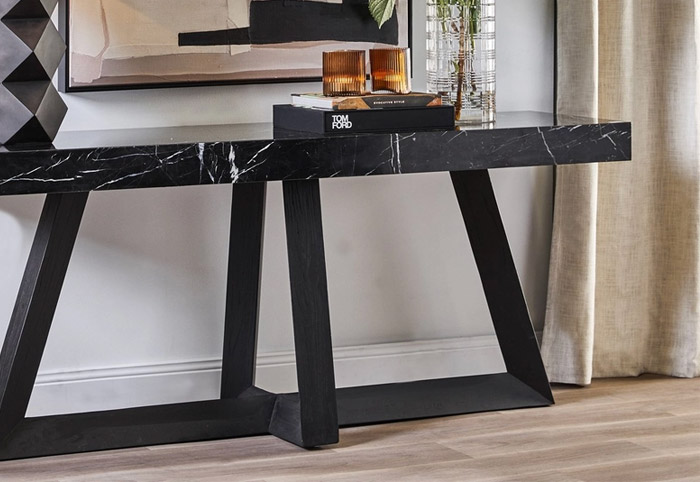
[269,179,338,448]
[0,170,550,457]
[450,169,553,402]
[221,182,267,400]
[335,170,552,426]
[0,188,277,461]
[0,192,89,440]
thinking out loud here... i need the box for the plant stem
[455,6,467,121]
[434,0,482,121]
[468,0,479,94]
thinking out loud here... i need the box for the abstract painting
[62,0,410,91]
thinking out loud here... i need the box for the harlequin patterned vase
[0,0,67,145]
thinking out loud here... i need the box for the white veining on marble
[0,166,43,186]
[229,146,240,183]
[602,131,618,147]
[247,142,274,166]
[47,154,72,170]
[94,168,161,190]
[394,133,402,173]
[537,127,556,162]
[94,151,155,161]
[1,177,76,184]
[447,131,465,143]
[197,143,206,182]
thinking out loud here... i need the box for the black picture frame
[58,0,412,93]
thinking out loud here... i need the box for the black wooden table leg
[221,182,267,399]
[0,171,551,458]
[450,170,553,402]
[0,189,277,461]
[0,192,89,440]
[269,179,338,448]
[334,170,552,426]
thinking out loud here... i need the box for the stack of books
[273,93,455,134]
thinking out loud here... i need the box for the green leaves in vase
[368,0,396,28]
[368,0,480,30]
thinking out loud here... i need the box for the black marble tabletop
[0,111,631,196]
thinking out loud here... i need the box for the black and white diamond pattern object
[0,0,66,145]
[0,0,56,19]
[1,18,65,81]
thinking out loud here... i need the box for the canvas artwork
[64,0,410,91]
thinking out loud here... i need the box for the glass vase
[426,0,496,124]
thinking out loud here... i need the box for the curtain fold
[542,0,700,385]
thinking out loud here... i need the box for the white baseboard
[28,335,509,417]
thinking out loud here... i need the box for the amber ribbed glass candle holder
[323,50,366,96]
[370,48,411,94]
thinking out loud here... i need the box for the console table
[0,112,631,460]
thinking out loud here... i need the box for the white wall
[0,0,554,414]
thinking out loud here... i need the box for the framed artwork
[59,0,411,92]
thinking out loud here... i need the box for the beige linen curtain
[541,0,700,385]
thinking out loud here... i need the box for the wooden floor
[1,375,699,481]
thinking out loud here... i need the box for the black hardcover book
[273,104,455,134]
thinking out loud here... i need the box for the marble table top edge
[0,111,631,197]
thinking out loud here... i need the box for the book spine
[274,105,455,134]
[359,96,441,110]
[322,108,454,133]
[291,94,442,111]
[291,96,336,110]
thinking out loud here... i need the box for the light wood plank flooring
[1,375,699,481]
